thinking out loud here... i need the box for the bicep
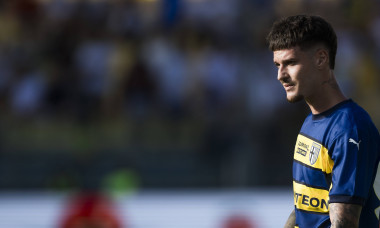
[329,203,362,228]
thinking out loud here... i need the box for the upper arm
[329,128,377,204]
[329,203,362,228]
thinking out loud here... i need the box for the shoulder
[326,101,380,154]
[300,100,379,146]
[330,100,375,136]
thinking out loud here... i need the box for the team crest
[309,142,321,165]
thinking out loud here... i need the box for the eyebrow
[274,58,297,66]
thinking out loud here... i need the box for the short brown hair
[266,15,337,69]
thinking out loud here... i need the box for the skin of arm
[284,209,296,228]
[329,203,362,228]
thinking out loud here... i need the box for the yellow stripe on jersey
[294,134,334,174]
[293,181,330,213]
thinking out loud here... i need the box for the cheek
[298,70,318,93]
[290,67,313,93]
[288,66,304,82]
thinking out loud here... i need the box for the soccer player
[266,15,380,227]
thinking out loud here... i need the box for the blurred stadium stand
[0,0,380,227]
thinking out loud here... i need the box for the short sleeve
[329,128,376,205]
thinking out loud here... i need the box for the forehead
[273,46,305,62]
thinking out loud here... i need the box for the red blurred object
[60,192,123,228]
[223,215,255,228]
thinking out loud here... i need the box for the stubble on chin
[286,94,304,103]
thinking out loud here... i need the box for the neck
[306,72,347,115]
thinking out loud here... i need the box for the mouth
[283,83,295,91]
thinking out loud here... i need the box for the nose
[277,65,287,81]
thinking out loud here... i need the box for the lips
[283,83,295,91]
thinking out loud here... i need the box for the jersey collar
[312,99,353,121]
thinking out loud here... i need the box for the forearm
[329,203,362,228]
[284,209,296,228]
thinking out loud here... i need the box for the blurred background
[0,0,380,227]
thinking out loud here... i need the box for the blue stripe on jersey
[293,160,330,190]
[295,208,330,228]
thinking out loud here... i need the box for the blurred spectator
[9,68,46,117]
[124,57,157,118]
[201,44,239,113]
[74,36,112,117]
[142,31,187,115]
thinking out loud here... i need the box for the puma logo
[349,138,361,150]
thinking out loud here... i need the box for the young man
[267,15,380,227]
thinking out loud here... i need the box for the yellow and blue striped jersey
[293,99,380,227]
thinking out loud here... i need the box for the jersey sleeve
[329,128,378,205]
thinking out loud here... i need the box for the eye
[287,60,296,66]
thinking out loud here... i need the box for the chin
[286,94,304,103]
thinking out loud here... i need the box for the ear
[315,48,329,69]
